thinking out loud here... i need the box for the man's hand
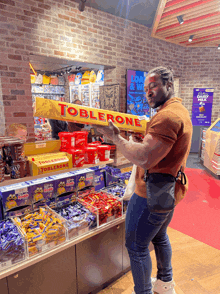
[96,120,120,141]
[131,133,144,143]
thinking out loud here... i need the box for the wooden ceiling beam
[157,11,220,33]
[158,4,218,27]
[180,32,220,44]
[151,0,168,36]
[186,35,220,45]
[165,22,220,39]
[165,0,192,8]
[162,27,220,43]
[162,0,215,18]
[157,17,220,39]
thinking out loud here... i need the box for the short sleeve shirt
[134,97,193,198]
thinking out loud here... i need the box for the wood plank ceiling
[151,0,220,48]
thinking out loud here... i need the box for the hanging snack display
[34,97,149,134]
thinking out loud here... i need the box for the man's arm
[96,121,173,170]
[114,133,172,170]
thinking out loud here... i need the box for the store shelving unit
[0,155,138,294]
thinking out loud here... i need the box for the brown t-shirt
[134,97,193,205]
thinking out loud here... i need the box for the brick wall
[181,48,220,123]
[0,0,218,141]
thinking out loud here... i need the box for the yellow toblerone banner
[34,97,149,134]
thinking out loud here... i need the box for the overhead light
[188,35,194,42]
[177,15,184,25]
[218,44,220,50]
[60,71,64,76]
[79,0,86,12]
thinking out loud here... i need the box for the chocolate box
[26,177,55,209]
[71,168,95,191]
[0,182,32,219]
[52,172,77,197]
[89,166,106,191]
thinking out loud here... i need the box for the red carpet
[169,168,220,250]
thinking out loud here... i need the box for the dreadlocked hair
[148,66,174,85]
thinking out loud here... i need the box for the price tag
[42,241,55,252]
[78,227,89,235]
[107,216,115,222]
[0,260,12,269]
[36,143,46,149]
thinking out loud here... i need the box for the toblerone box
[29,153,73,176]
[34,97,149,134]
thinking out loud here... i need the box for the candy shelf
[0,159,114,188]
[32,93,65,95]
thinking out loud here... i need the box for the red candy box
[84,147,99,164]
[97,145,111,161]
[88,141,101,148]
[68,149,84,167]
[58,132,72,152]
[71,131,88,149]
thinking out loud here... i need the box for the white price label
[36,143,46,149]
[78,227,89,235]
[0,260,12,269]
[42,242,55,252]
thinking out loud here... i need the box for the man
[96,66,192,294]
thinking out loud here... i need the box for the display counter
[0,154,137,294]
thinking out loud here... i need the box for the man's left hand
[96,120,120,141]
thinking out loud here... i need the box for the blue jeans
[125,193,174,294]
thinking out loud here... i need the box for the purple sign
[192,88,214,126]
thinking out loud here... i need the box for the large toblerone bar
[34,97,149,134]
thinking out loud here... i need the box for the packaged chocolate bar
[0,219,27,271]
[12,206,67,257]
[78,191,122,226]
[55,201,97,240]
